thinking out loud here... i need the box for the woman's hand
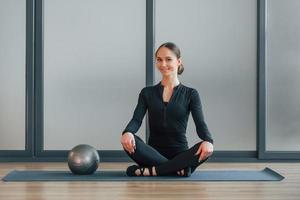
[194,141,214,162]
[120,132,136,154]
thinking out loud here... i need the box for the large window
[43,0,146,150]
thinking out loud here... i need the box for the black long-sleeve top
[122,82,214,150]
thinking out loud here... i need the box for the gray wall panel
[0,0,26,150]
[266,0,300,151]
[43,0,146,150]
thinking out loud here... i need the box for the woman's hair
[155,42,184,75]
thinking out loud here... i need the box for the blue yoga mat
[2,167,284,182]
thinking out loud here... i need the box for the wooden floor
[0,162,299,200]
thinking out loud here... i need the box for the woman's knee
[191,141,203,151]
[123,147,131,156]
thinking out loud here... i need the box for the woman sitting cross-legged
[120,42,214,177]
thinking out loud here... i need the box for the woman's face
[155,47,181,77]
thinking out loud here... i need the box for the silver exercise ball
[67,144,100,175]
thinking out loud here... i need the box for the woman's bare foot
[177,169,185,176]
[133,167,186,176]
[135,166,157,176]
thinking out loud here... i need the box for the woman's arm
[190,89,214,144]
[122,88,147,135]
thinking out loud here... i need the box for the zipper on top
[163,102,168,127]
[159,82,181,128]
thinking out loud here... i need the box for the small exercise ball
[68,144,100,175]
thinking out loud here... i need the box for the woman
[120,42,214,177]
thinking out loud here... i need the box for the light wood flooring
[0,162,299,200]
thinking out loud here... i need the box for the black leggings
[124,135,209,176]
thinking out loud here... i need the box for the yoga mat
[2,167,284,182]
